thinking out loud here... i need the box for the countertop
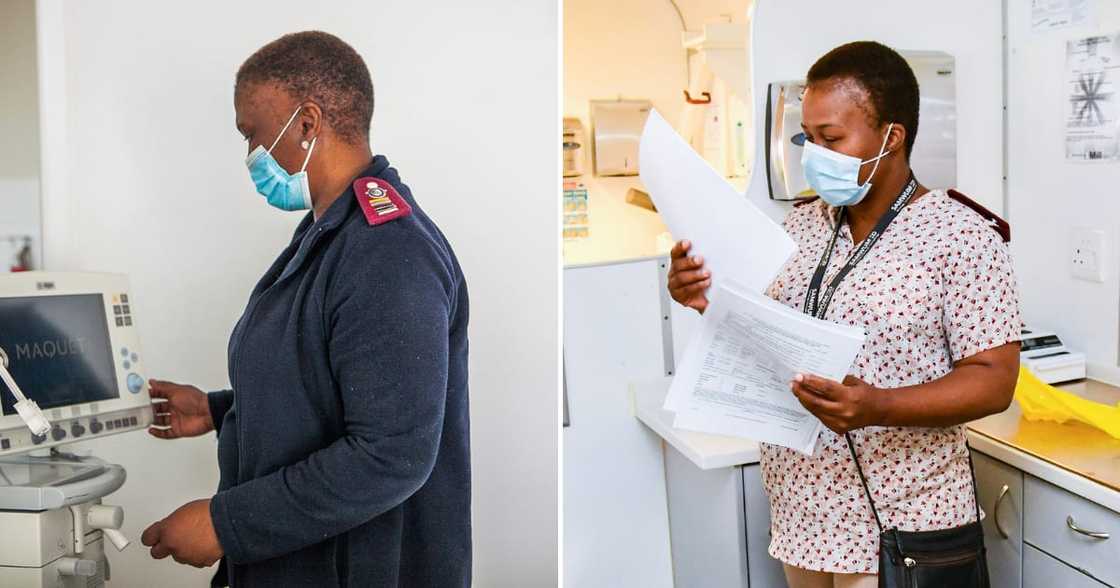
[632,377,760,470]
[967,377,1120,513]
[635,373,1120,513]
[562,176,749,268]
[562,177,671,268]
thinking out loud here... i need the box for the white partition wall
[563,259,674,587]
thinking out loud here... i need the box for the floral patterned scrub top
[761,188,1025,574]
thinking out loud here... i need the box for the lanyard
[802,174,918,319]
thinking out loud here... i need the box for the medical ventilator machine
[0,272,154,587]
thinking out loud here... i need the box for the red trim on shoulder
[947,189,1010,243]
[793,196,820,208]
[353,177,412,226]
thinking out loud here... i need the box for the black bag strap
[844,432,884,531]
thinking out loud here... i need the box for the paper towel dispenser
[766,51,957,201]
[590,100,651,176]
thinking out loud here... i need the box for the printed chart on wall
[1032,0,1093,32]
[1065,33,1120,162]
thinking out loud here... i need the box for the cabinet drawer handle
[1066,515,1110,540]
[993,484,1010,539]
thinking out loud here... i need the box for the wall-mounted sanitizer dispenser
[766,51,958,201]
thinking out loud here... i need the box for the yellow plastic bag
[1015,366,1120,439]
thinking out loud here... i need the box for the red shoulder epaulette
[947,189,1010,243]
[353,177,412,226]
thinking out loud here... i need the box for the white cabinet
[741,466,784,588]
[662,444,784,588]
[1024,545,1109,587]
[663,444,748,587]
[1023,476,1120,587]
[970,445,1120,588]
[563,260,674,587]
[972,451,1024,588]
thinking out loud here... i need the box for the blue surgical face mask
[800,123,894,207]
[246,106,318,211]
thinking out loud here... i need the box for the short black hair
[237,31,374,145]
[806,41,920,159]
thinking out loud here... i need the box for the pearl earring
[300,140,310,150]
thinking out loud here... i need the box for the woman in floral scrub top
[667,42,1023,588]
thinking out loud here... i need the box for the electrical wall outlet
[1070,227,1107,283]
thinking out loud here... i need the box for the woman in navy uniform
[139,31,471,588]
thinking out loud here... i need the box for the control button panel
[0,406,153,455]
[112,293,135,327]
[119,346,143,393]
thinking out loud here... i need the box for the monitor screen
[0,294,119,416]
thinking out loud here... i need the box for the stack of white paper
[637,108,866,455]
[638,109,797,295]
[666,284,866,455]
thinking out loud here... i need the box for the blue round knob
[127,373,144,394]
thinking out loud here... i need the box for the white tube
[69,505,86,554]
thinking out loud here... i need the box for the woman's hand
[790,373,886,434]
[148,380,215,439]
[141,498,223,567]
[668,240,711,313]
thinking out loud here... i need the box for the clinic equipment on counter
[1019,327,1086,384]
[563,117,586,177]
[766,51,958,201]
[0,272,152,587]
[590,99,651,176]
[0,272,153,456]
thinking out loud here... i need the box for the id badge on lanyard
[802,174,919,320]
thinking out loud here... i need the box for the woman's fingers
[148,426,177,439]
[668,267,710,291]
[147,381,167,399]
[669,239,692,260]
[790,381,843,414]
[796,374,842,400]
[668,241,710,311]
[674,279,711,301]
[670,254,705,275]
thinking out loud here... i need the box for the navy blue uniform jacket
[206,156,471,587]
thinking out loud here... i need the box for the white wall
[745,0,1006,221]
[1005,0,1120,369]
[0,0,40,180]
[35,1,558,586]
[0,0,42,266]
